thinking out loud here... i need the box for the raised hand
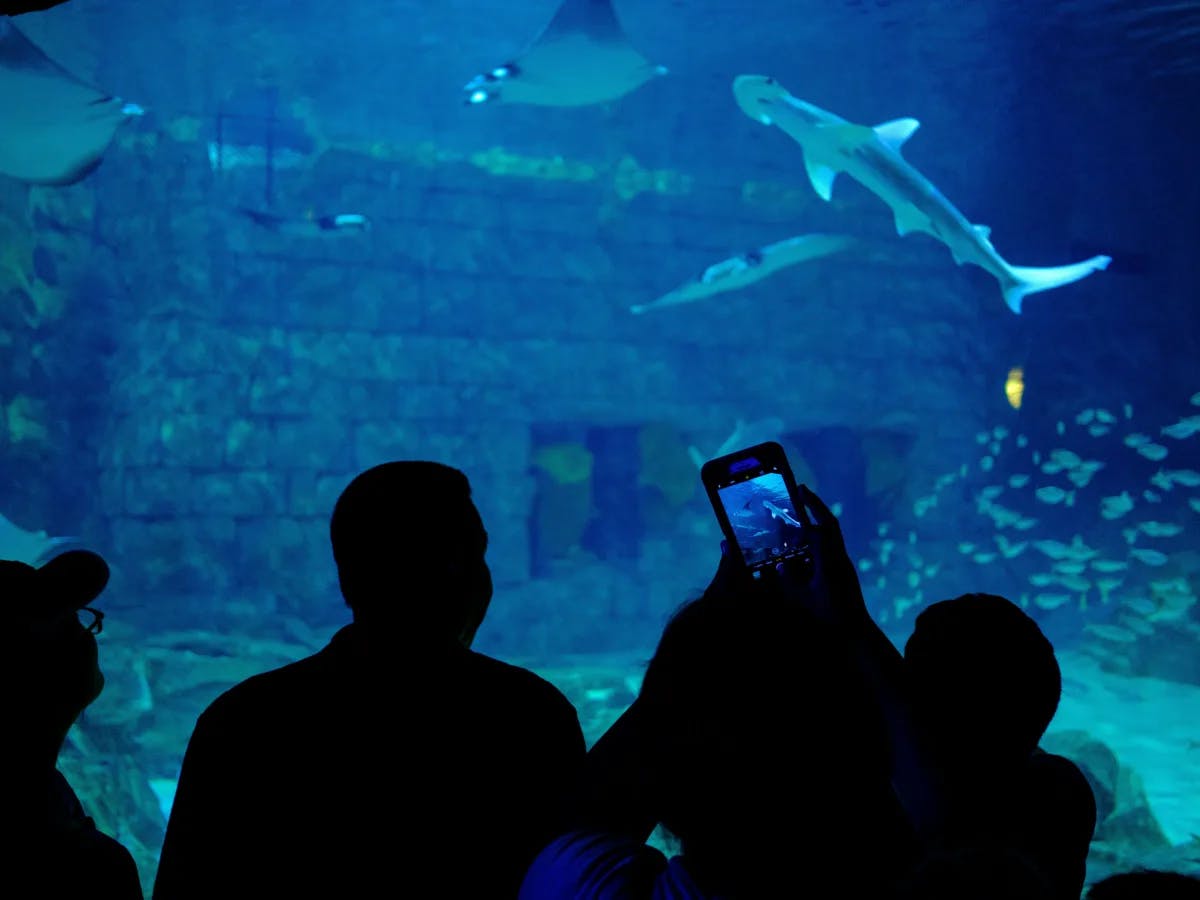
[773,485,869,630]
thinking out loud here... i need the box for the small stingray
[0,511,73,565]
[0,17,140,185]
[464,0,665,107]
[632,233,856,314]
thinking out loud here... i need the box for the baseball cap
[0,549,110,625]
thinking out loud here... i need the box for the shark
[632,233,856,314]
[763,498,803,529]
[732,75,1112,314]
[464,0,666,107]
[0,17,141,185]
[687,416,785,470]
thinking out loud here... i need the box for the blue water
[3,0,1198,892]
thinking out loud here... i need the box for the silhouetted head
[0,550,109,732]
[904,593,1061,765]
[1087,870,1200,900]
[636,573,890,893]
[330,461,492,645]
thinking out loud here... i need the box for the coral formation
[612,154,692,202]
[532,441,595,485]
[0,212,34,294]
[531,441,595,563]
[4,394,50,446]
[637,422,697,508]
[470,146,597,183]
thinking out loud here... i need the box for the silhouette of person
[890,843,1056,900]
[521,486,917,898]
[153,461,587,899]
[0,550,142,899]
[1,0,72,14]
[1087,870,1200,900]
[902,592,1097,900]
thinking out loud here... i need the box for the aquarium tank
[2,0,1197,894]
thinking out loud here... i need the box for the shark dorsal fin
[804,156,839,201]
[873,117,920,153]
[973,224,992,241]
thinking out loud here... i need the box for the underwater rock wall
[0,176,120,553]
[17,0,1190,655]
[59,103,1004,649]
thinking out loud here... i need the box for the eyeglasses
[76,607,104,635]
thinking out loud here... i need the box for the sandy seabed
[1051,648,1200,847]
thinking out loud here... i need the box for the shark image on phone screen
[717,472,805,566]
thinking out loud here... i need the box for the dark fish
[0,17,140,185]
[238,208,371,237]
[464,0,666,107]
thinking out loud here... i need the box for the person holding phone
[521,474,919,898]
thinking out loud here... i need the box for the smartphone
[701,440,812,573]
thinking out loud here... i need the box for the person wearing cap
[1,549,142,899]
[153,461,587,900]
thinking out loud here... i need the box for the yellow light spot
[1005,366,1025,410]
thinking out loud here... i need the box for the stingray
[464,0,666,107]
[632,233,856,314]
[0,17,140,185]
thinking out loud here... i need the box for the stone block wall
[23,0,1186,655]
[68,112,1003,654]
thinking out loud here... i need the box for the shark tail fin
[1002,255,1112,314]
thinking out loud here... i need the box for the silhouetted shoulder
[189,646,339,728]
[193,635,580,732]
[1026,749,1097,832]
[12,773,142,900]
[461,650,581,712]
[161,629,586,899]
[1017,749,1097,900]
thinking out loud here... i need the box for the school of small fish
[866,391,1199,644]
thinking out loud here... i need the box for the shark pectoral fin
[872,117,920,153]
[892,206,926,237]
[804,157,839,201]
